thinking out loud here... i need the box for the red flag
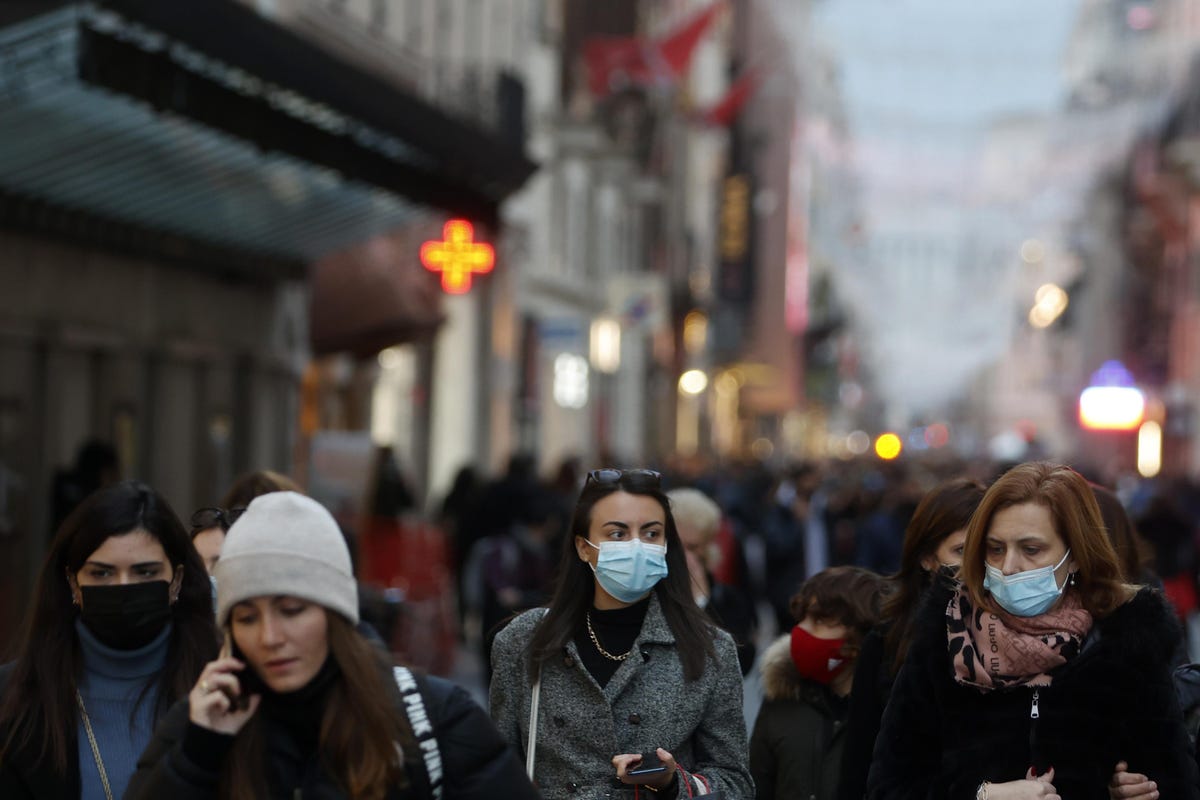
[583,1,725,97]
[695,69,761,127]
[656,2,724,76]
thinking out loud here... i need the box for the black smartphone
[627,752,667,784]
[219,631,250,711]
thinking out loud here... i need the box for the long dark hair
[222,614,416,800]
[529,472,717,682]
[883,477,985,674]
[0,480,217,771]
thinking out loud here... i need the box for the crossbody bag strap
[393,666,444,800]
[525,666,541,779]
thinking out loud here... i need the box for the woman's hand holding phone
[613,748,677,790]
[188,634,260,735]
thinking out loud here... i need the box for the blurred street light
[1078,360,1144,431]
[1029,283,1069,329]
[1137,421,1162,477]
[589,317,621,374]
[679,369,709,395]
[1020,239,1045,264]
[874,432,902,460]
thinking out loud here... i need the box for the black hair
[0,480,217,771]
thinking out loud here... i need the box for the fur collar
[760,634,807,702]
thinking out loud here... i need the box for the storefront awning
[0,1,536,279]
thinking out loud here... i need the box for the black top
[837,625,893,800]
[576,597,651,688]
[125,666,538,800]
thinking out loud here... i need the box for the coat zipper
[1028,688,1040,766]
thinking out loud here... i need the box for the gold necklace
[586,612,631,662]
[76,691,114,800]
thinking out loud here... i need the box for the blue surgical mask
[585,539,669,603]
[983,549,1072,617]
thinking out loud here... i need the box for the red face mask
[789,625,847,685]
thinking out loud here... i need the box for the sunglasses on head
[585,468,662,488]
[190,506,246,534]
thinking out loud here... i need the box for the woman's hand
[613,748,678,791]
[188,657,260,735]
[1109,761,1158,800]
[985,767,1060,800]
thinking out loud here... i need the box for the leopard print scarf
[946,586,1092,691]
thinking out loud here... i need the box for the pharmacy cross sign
[420,219,495,294]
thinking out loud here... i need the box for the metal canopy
[0,3,535,277]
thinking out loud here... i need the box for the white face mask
[983,549,1072,617]
[584,539,669,603]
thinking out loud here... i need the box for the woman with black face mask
[0,480,216,800]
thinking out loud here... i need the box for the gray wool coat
[490,593,755,800]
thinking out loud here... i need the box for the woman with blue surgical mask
[868,462,1199,800]
[489,468,753,798]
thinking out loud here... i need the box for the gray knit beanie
[213,491,359,626]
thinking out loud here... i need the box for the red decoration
[694,69,761,128]
[583,1,724,97]
[420,220,495,294]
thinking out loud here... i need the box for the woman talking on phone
[866,462,1199,800]
[0,481,217,799]
[490,468,754,799]
[126,491,535,800]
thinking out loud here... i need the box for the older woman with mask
[667,487,758,676]
[867,462,1199,800]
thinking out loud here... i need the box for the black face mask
[79,581,173,651]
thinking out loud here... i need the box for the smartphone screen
[627,753,667,783]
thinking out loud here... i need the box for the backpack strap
[394,666,444,800]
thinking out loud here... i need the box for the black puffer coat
[125,670,539,800]
[867,583,1200,800]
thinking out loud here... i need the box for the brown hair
[959,462,1130,619]
[883,478,986,674]
[221,614,414,800]
[220,470,301,510]
[1089,484,1148,583]
[789,566,888,652]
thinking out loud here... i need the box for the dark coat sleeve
[865,636,942,800]
[1110,595,1200,800]
[838,627,888,800]
[748,703,778,800]
[124,700,236,800]
[422,675,541,800]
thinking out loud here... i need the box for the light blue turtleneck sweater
[75,619,171,800]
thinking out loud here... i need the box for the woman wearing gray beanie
[126,491,538,800]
